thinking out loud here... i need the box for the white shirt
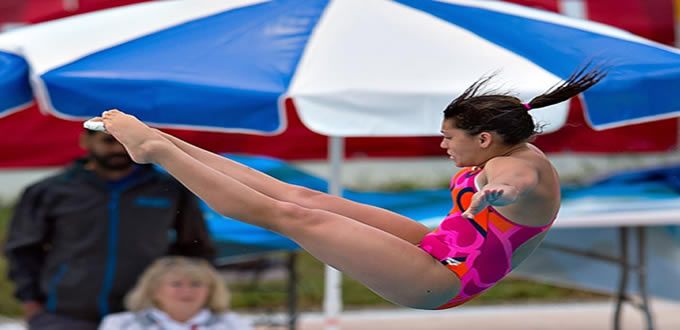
[98,308,253,330]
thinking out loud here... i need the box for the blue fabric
[562,165,680,198]
[43,0,329,133]
[98,190,121,317]
[134,196,172,208]
[98,176,144,317]
[397,0,680,128]
[0,51,32,113]
[45,264,68,312]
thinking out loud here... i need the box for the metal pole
[63,0,79,12]
[558,0,587,19]
[323,136,344,330]
[636,227,654,330]
[287,252,298,330]
[674,0,680,48]
[613,227,629,330]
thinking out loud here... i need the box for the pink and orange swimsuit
[419,167,555,309]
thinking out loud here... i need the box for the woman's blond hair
[124,256,230,313]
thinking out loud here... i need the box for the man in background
[4,129,216,330]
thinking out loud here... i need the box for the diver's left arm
[461,157,538,219]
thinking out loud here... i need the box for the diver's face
[440,119,481,167]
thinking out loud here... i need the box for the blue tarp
[563,164,680,198]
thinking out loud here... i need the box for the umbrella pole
[63,0,79,12]
[675,0,680,48]
[558,0,588,19]
[323,136,344,330]
[287,252,298,330]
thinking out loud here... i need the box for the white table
[543,196,680,330]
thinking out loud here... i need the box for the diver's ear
[478,131,493,148]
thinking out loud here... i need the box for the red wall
[21,0,153,23]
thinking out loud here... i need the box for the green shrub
[0,206,22,316]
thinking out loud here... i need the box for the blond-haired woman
[99,256,252,330]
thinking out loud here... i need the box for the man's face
[82,132,133,171]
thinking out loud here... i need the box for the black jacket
[4,160,216,322]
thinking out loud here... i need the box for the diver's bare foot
[100,109,168,164]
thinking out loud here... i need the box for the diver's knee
[271,201,323,232]
[289,185,326,205]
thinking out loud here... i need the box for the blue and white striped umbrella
[1,0,679,136]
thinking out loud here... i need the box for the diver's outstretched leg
[102,110,458,308]
[156,128,430,244]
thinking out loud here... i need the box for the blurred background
[1,1,680,329]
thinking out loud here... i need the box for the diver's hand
[462,184,519,219]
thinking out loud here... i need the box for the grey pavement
[2,300,679,330]
[295,300,680,330]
